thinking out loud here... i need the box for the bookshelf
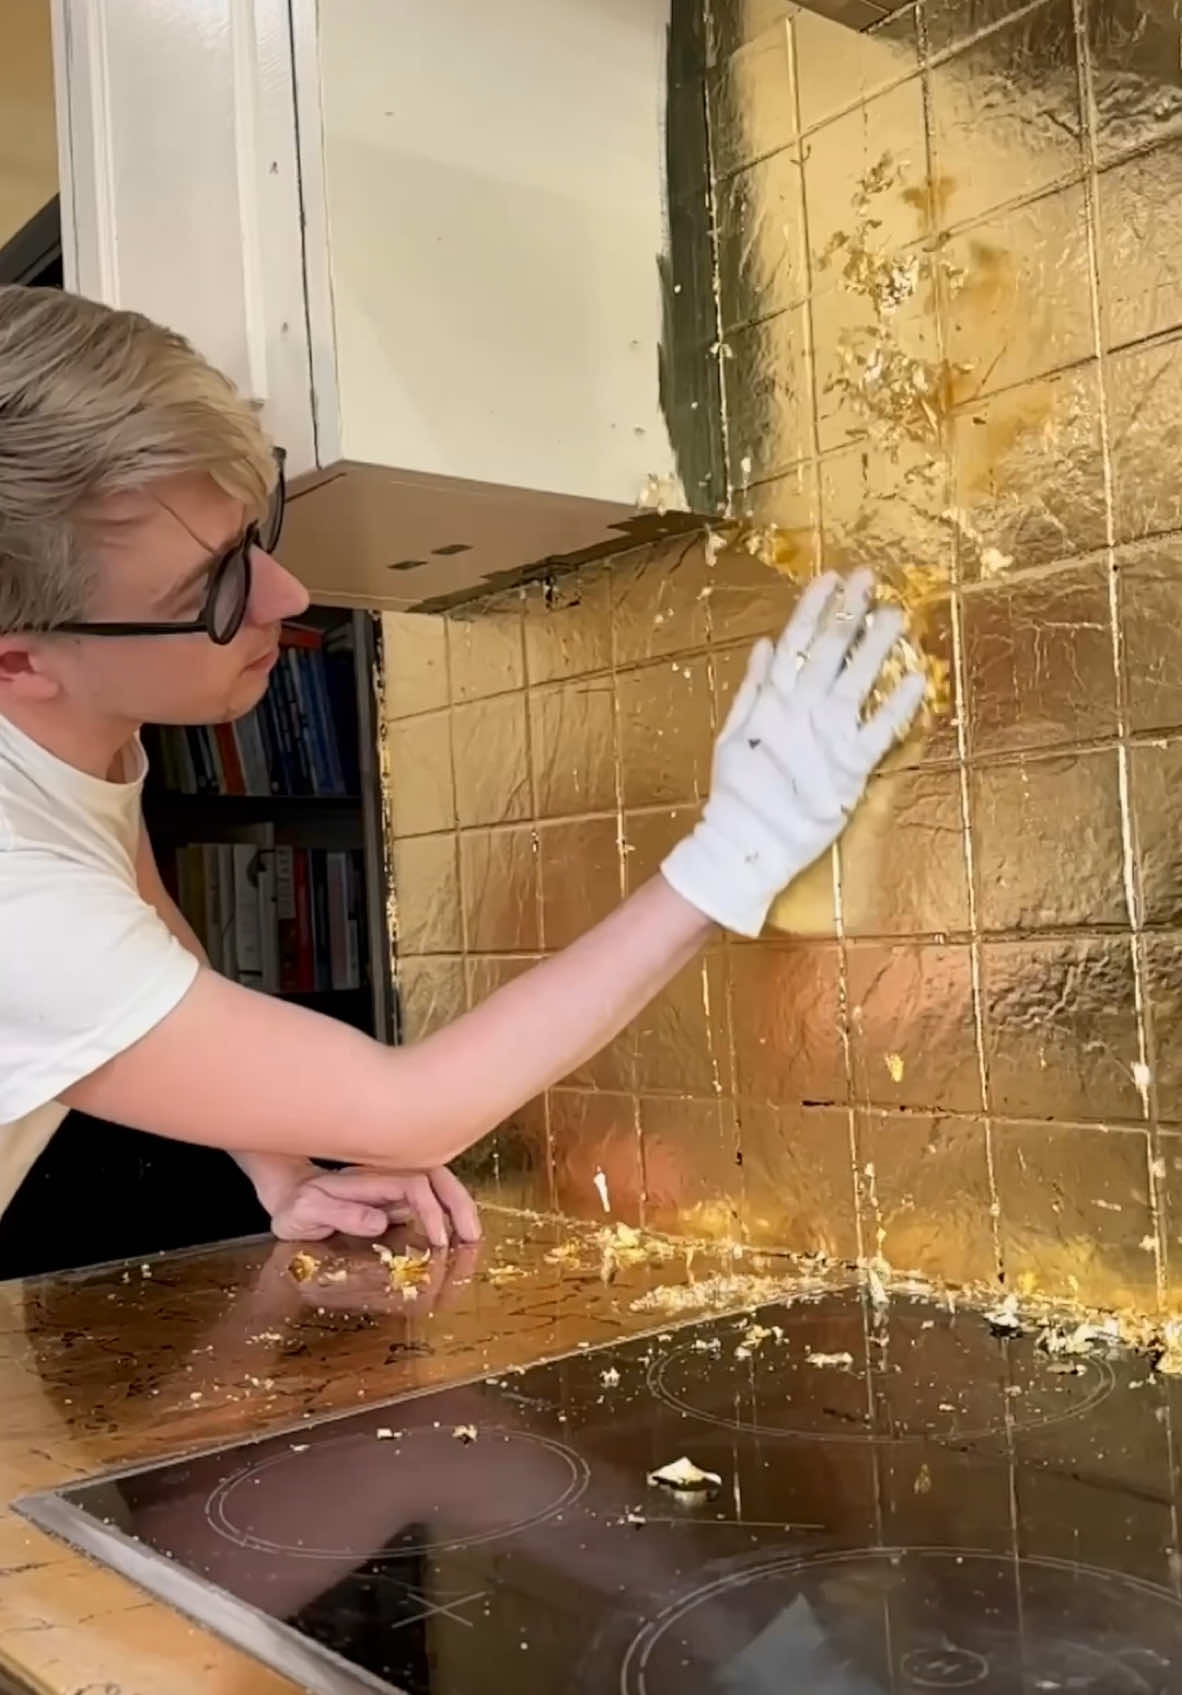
[143,607,392,1042]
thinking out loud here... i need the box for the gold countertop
[0,1209,769,1695]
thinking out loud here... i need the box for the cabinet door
[50,0,323,476]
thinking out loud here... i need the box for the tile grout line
[1071,0,1165,1316]
[790,4,867,1270]
[916,0,1004,1288]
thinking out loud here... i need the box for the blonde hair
[0,286,276,631]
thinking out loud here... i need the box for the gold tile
[385,710,454,837]
[452,695,530,828]
[1130,740,1182,926]
[1097,140,1182,349]
[819,438,954,583]
[924,0,1038,55]
[841,765,970,936]
[724,306,812,485]
[1120,537,1182,732]
[395,955,466,1043]
[971,751,1128,932]
[729,943,847,1104]
[766,845,839,940]
[634,951,733,1095]
[549,1089,643,1226]
[791,7,919,136]
[939,184,1095,398]
[961,563,1117,756]
[1086,0,1182,166]
[639,1095,741,1239]
[445,595,524,702]
[710,0,794,64]
[950,363,1107,575]
[459,826,539,952]
[993,1121,1157,1308]
[802,76,929,274]
[623,807,698,896]
[707,22,796,182]
[981,936,1142,1119]
[465,953,538,1008]
[391,834,462,955]
[856,1110,995,1285]
[738,1102,859,1256]
[494,1093,553,1213]
[611,541,709,666]
[528,676,617,819]
[847,943,982,1111]
[710,640,750,727]
[617,655,713,810]
[1157,1129,1182,1303]
[716,145,807,331]
[926,1,1082,232]
[1141,934,1182,1118]
[522,566,613,685]
[736,458,821,561]
[1107,332,1182,543]
[706,545,806,647]
[813,255,941,455]
[883,595,959,768]
[538,818,622,951]
[380,611,449,719]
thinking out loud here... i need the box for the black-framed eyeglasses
[51,448,287,648]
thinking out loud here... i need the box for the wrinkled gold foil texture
[379,0,1182,1314]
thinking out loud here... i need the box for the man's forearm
[402,876,712,1154]
[65,876,713,1171]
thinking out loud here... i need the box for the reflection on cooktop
[17,1287,1182,1695]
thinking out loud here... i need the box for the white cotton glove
[661,567,925,937]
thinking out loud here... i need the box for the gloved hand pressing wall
[661,567,924,937]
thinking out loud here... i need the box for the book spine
[258,850,280,994]
[214,722,246,795]
[202,843,223,973]
[232,845,262,985]
[291,848,314,993]
[275,845,298,993]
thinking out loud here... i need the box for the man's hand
[238,1153,481,1247]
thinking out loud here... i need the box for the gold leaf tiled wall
[381,0,1182,1316]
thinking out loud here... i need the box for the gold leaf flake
[647,1456,722,1492]
[289,1251,321,1284]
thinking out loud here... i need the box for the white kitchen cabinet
[52,0,683,610]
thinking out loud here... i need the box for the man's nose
[248,548,311,622]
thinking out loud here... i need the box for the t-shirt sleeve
[0,846,200,1121]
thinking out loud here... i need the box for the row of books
[168,843,364,994]
[150,624,360,798]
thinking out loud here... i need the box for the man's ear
[0,637,61,701]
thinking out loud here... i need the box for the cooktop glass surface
[19,1286,1182,1694]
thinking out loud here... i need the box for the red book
[291,849,315,992]
[280,623,323,651]
[213,722,246,795]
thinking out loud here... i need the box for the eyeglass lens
[210,550,250,643]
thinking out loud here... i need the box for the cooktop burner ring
[646,1314,1116,1444]
[618,1546,1182,1695]
[204,1423,589,1560]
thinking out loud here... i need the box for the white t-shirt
[0,713,199,1219]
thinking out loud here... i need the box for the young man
[0,286,923,1255]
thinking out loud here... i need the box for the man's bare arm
[71,579,918,1177]
[63,875,711,1170]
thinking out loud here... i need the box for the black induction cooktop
[17,1286,1182,1693]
